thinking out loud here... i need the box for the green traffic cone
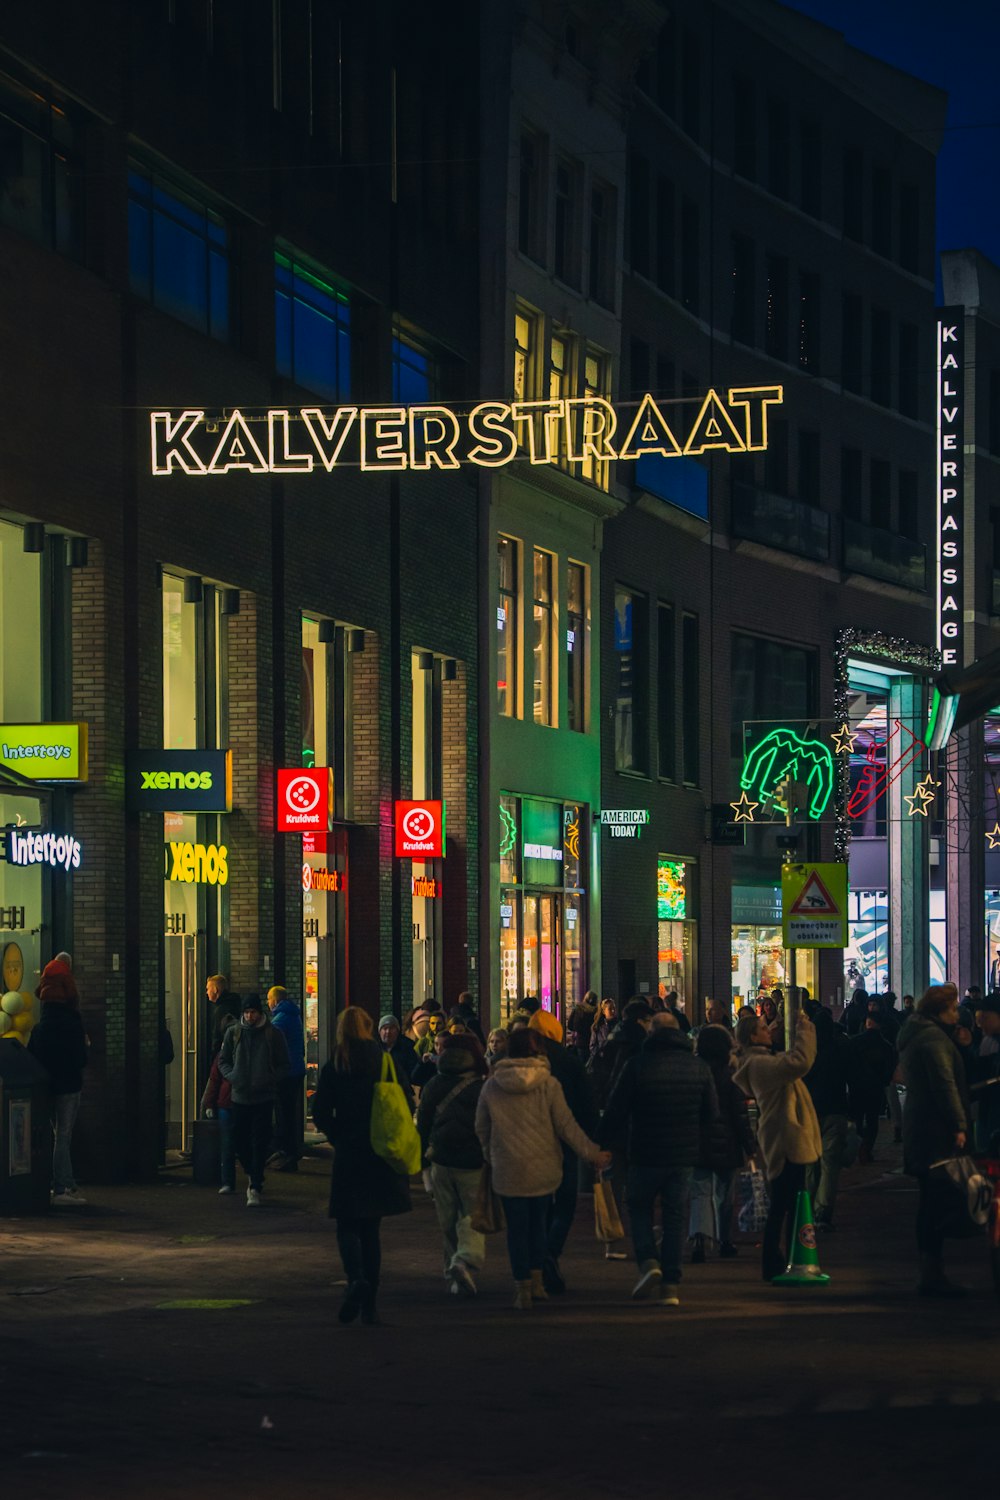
[772,1189,830,1286]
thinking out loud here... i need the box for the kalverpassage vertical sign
[936,309,965,668]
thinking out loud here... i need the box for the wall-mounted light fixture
[417,652,434,671]
[317,619,336,644]
[23,522,45,553]
[220,588,241,616]
[443,659,458,681]
[349,629,366,654]
[183,575,203,604]
[67,537,89,568]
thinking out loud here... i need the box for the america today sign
[148,386,784,476]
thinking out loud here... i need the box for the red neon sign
[277,768,332,831]
[394,800,445,858]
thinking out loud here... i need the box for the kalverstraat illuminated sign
[936,310,964,668]
[0,724,88,782]
[126,750,233,812]
[149,387,784,476]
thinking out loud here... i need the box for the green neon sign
[499,802,516,858]
[741,728,834,820]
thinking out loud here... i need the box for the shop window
[302,616,355,821]
[566,561,588,733]
[275,249,351,400]
[657,857,696,1014]
[129,165,230,341]
[580,347,611,488]
[497,535,519,718]
[0,70,84,258]
[411,649,443,1006]
[614,587,648,774]
[499,793,589,1021]
[532,549,555,727]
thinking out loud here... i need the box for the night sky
[781,0,1000,285]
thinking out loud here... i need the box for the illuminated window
[514,305,540,400]
[0,71,84,257]
[533,549,555,727]
[567,562,589,733]
[275,249,350,399]
[129,165,230,340]
[497,535,519,718]
[580,346,611,488]
[549,331,572,404]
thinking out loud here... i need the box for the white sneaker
[218,1185,234,1195]
[52,1190,87,1206]
[450,1261,478,1297]
[246,1188,261,1207]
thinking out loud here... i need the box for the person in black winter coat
[527,1010,599,1293]
[688,1025,754,1261]
[453,991,486,1045]
[416,1032,487,1297]
[600,1013,719,1306]
[841,987,870,1038]
[28,965,89,1205]
[378,1014,418,1081]
[312,1006,412,1325]
[589,1000,653,1259]
[803,1005,853,1227]
[849,1016,897,1160]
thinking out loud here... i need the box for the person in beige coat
[733,1010,821,1281]
[475,1029,610,1308]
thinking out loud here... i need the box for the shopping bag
[469,1163,506,1234]
[370,1052,422,1175]
[736,1166,769,1234]
[927,1154,992,1239]
[594,1175,625,1242]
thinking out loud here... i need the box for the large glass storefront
[498,793,588,1021]
[162,573,229,1153]
[411,650,443,1006]
[730,885,816,1006]
[656,856,697,1013]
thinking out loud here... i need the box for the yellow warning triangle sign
[790,870,839,917]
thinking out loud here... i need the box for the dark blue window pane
[275,291,292,377]
[128,168,150,199]
[337,327,351,396]
[152,185,204,234]
[634,453,709,520]
[153,213,208,330]
[209,251,229,342]
[294,298,339,399]
[208,217,227,247]
[128,199,151,298]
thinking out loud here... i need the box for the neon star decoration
[831,723,856,755]
[730,790,758,823]
[987,823,1000,850]
[905,775,939,817]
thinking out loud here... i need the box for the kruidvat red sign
[277,768,331,831]
[394,800,445,858]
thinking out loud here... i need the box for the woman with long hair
[589,997,619,1057]
[312,1006,412,1325]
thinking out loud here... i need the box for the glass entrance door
[522,893,562,1018]
[164,930,201,1153]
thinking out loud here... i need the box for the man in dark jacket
[526,1010,598,1293]
[206,974,243,1053]
[219,996,289,1205]
[29,957,89,1205]
[848,1015,897,1161]
[804,1006,852,1228]
[600,1012,719,1306]
[378,1014,418,1081]
[898,985,971,1296]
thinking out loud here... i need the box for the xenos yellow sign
[0,724,88,782]
[166,842,229,886]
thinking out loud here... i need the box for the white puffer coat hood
[489,1055,551,1093]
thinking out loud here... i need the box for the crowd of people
[15,959,1000,1318]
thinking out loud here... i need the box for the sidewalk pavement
[2,1132,998,1500]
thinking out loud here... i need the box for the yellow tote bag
[370,1052,421,1175]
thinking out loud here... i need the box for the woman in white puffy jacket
[475,1028,609,1309]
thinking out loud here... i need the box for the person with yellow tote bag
[313,1008,414,1327]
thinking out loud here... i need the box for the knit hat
[242,994,264,1014]
[695,1023,734,1063]
[528,1009,564,1043]
[378,1013,401,1032]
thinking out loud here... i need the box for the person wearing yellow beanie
[528,1009,564,1044]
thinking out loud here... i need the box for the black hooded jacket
[599,1027,719,1169]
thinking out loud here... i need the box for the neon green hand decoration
[741,728,834,820]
